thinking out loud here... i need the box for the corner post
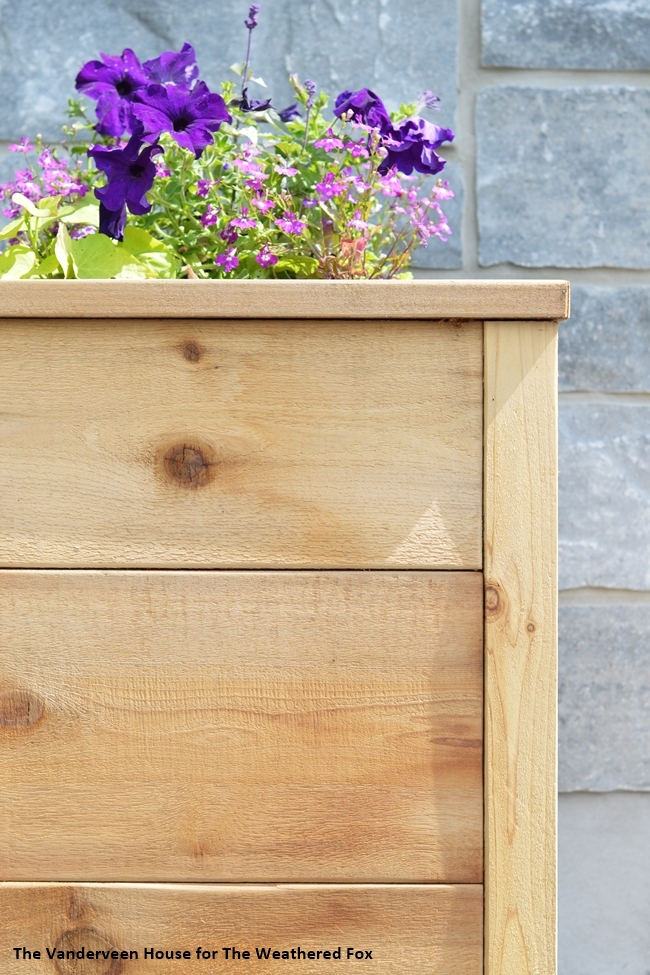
[484,320,558,975]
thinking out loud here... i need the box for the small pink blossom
[344,141,369,159]
[274,164,298,176]
[245,174,269,191]
[315,129,344,152]
[379,173,404,197]
[315,172,347,199]
[431,180,455,201]
[274,211,307,235]
[215,247,239,272]
[230,206,258,230]
[155,160,172,178]
[251,196,276,213]
[255,245,278,268]
[347,209,369,232]
[9,137,32,153]
[232,158,265,175]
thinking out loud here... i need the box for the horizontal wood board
[0,318,482,568]
[0,278,570,320]
[0,883,483,975]
[0,570,483,883]
[484,322,558,975]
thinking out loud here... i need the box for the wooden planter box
[0,279,568,975]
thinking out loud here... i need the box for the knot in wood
[180,340,202,362]
[485,583,504,620]
[0,689,44,729]
[163,444,214,488]
[54,928,122,975]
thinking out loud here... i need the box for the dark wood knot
[0,689,44,729]
[54,928,123,975]
[163,443,215,488]
[180,340,202,362]
[485,582,505,620]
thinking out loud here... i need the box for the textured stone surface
[559,402,650,590]
[411,163,463,270]
[482,0,650,70]
[476,87,650,269]
[559,605,650,791]
[0,0,457,141]
[560,286,650,392]
[559,792,650,975]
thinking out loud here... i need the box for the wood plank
[0,883,483,975]
[0,279,570,320]
[484,321,558,975]
[0,570,483,883]
[0,318,482,568]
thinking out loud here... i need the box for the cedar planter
[0,279,568,975]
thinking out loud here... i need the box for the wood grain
[484,322,558,975]
[0,318,482,568]
[0,278,570,320]
[0,883,483,975]
[0,570,483,883]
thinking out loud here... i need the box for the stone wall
[1,1,649,971]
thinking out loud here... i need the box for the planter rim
[0,278,569,321]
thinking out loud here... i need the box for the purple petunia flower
[89,132,162,221]
[378,117,453,177]
[98,203,127,241]
[216,247,239,273]
[239,88,273,113]
[255,244,278,268]
[143,42,200,88]
[132,81,231,158]
[278,104,301,122]
[76,49,148,137]
[333,88,392,133]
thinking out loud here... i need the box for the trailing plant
[0,4,454,280]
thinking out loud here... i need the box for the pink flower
[232,158,264,175]
[274,164,298,176]
[315,129,344,152]
[196,178,215,197]
[9,137,32,154]
[251,196,276,214]
[347,209,369,232]
[155,159,172,178]
[215,247,239,272]
[344,141,369,159]
[274,211,307,235]
[255,245,278,268]
[201,204,219,227]
[230,206,258,230]
[314,172,347,199]
[379,173,404,197]
[431,180,455,201]
[245,175,269,191]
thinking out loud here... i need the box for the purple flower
[245,4,260,29]
[274,212,307,235]
[255,245,278,268]
[201,204,219,227]
[333,88,391,132]
[230,206,257,230]
[89,133,162,218]
[216,247,239,273]
[239,88,273,113]
[274,164,298,176]
[221,226,239,245]
[304,79,316,110]
[143,42,200,87]
[314,129,344,152]
[278,104,300,122]
[76,49,148,137]
[9,137,32,154]
[302,198,318,208]
[132,81,231,158]
[98,203,127,241]
[251,196,275,214]
[348,209,369,232]
[69,225,96,239]
[315,172,346,200]
[378,117,453,176]
[344,141,369,159]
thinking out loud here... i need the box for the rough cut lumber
[0,570,483,883]
[0,278,570,321]
[0,883,483,975]
[0,317,482,568]
[484,321,558,975]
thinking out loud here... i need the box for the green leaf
[61,201,100,227]
[0,215,26,241]
[274,255,319,277]
[68,233,148,279]
[229,61,246,76]
[12,193,61,218]
[55,222,73,278]
[122,227,178,279]
[249,76,267,87]
[0,245,37,279]
[238,126,258,145]
[27,252,62,279]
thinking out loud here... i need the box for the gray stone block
[0,1,457,141]
[476,87,650,269]
[559,793,650,975]
[560,286,650,392]
[482,0,650,70]
[559,402,650,590]
[559,605,650,791]
[410,163,463,270]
